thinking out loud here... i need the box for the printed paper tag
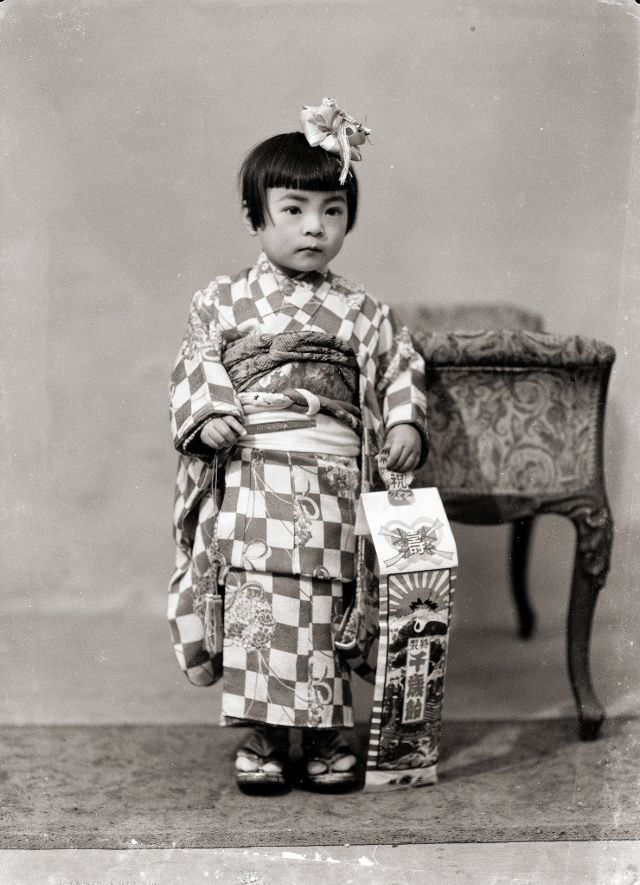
[360,486,458,575]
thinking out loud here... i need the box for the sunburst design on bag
[388,570,451,617]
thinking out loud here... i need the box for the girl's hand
[384,424,422,473]
[199,415,246,449]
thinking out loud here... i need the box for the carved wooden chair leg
[566,504,614,740]
[509,516,536,639]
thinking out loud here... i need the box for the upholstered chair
[411,307,615,740]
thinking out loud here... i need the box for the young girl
[169,98,428,791]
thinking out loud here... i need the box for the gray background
[1,0,638,724]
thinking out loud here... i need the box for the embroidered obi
[222,331,361,434]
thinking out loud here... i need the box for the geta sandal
[235,726,290,790]
[303,729,357,788]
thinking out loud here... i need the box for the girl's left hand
[384,424,422,473]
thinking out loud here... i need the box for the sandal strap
[303,729,356,770]
[236,726,290,767]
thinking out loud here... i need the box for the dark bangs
[240,132,358,232]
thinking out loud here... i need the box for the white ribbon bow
[301,97,371,185]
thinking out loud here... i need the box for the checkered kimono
[168,253,427,728]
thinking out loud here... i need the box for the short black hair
[239,132,358,233]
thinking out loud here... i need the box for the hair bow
[300,97,371,185]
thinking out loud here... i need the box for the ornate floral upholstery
[418,331,613,501]
[412,326,615,740]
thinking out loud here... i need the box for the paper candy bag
[360,484,458,790]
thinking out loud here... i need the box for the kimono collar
[253,252,332,296]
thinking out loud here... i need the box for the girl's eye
[283,206,301,215]
[326,207,344,216]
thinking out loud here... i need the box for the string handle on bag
[377,447,415,507]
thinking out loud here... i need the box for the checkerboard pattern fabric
[168,253,428,691]
[216,449,358,580]
[169,253,427,462]
[215,449,357,726]
[167,457,220,686]
[221,570,354,728]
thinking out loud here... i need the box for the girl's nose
[302,213,324,236]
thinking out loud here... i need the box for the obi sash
[222,331,362,434]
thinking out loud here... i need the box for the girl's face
[249,187,349,274]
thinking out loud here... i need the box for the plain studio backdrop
[1,0,639,725]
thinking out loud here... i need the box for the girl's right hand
[199,415,246,449]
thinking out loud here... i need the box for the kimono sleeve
[375,303,429,465]
[169,282,243,459]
